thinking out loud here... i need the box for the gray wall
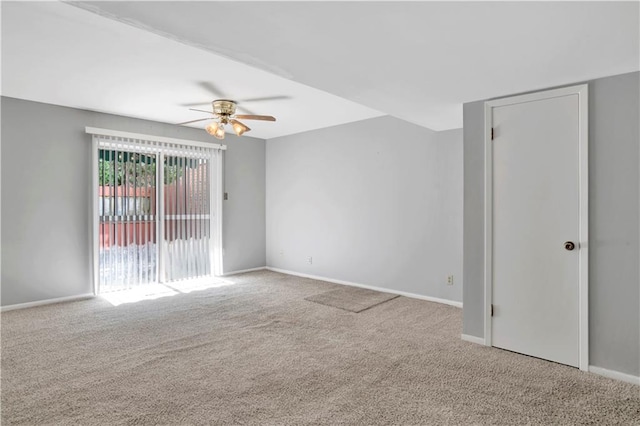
[266,116,463,302]
[463,71,640,376]
[462,99,485,336]
[1,97,266,306]
[222,135,266,273]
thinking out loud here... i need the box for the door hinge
[491,128,495,140]
[491,304,494,317]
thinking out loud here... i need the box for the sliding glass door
[91,130,223,294]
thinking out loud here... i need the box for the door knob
[564,241,576,251]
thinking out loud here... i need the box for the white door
[487,85,588,369]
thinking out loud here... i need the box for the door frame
[483,84,589,371]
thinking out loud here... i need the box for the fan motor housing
[213,99,237,116]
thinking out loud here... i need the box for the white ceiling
[3,2,639,138]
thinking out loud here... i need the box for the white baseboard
[589,366,640,386]
[265,267,462,308]
[221,266,267,276]
[1,293,95,312]
[461,334,486,345]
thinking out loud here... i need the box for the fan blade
[177,117,212,125]
[198,81,226,98]
[234,114,276,122]
[238,95,291,103]
[189,108,215,115]
[180,102,212,107]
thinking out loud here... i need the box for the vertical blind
[163,150,212,282]
[90,129,224,293]
[97,145,158,291]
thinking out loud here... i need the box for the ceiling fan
[177,99,276,140]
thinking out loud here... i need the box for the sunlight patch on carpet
[100,284,179,306]
[168,278,234,294]
[100,278,234,306]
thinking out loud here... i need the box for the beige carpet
[305,286,399,312]
[1,270,638,425]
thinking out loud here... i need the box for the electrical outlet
[308,256,313,264]
[280,250,284,257]
[447,275,454,286]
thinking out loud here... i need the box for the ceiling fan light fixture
[231,120,249,136]
[213,125,226,140]
[205,121,220,136]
